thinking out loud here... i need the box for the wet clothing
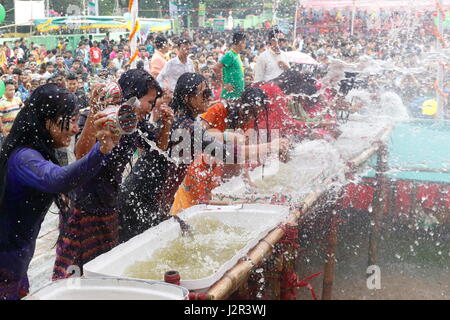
[0,143,107,300]
[53,116,160,280]
[119,112,238,243]
[156,57,195,92]
[170,102,256,215]
[254,49,290,82]
[170,103,227,215]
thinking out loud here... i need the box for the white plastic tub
[212,121,390,204]
[84,204,290,291]
[24,277,189,300]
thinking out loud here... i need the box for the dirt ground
[30,207,449,300]
[295,210,450,300]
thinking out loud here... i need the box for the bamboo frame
[206,126,394,300]
[279,223,299,300]
[322,212,339,300]
[368,144,389,267]
[390,167,450,174]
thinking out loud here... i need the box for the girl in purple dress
[0,84,119,300]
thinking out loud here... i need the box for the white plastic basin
[84,204,290,291]
[24,277,189,300]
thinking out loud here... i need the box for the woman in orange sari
[171,87,270,215]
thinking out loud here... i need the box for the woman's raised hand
[93,113,121,154]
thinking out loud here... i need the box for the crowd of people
[0,9,449,299]
[296,7,435,35]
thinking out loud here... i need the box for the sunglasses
[195,88,212,101]
[201,88,212,101]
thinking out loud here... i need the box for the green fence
[0,31,136,52]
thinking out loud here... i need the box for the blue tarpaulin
[365,120,450,184]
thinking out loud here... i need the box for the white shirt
[43,71,54,80]
[156,56,195,91]
[254,49,290,82]
[112,58,125,70]
[296,39,304,52]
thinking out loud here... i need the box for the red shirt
[89,47,102,64]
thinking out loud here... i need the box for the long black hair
[276,70,318,96]
[0,83,79,207]
[170,72,208,119]
[226,87,269,135]
[117,69,163,128]
[118,69,163,103]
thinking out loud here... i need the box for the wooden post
[206,126,393,300]
[322,207,339,300]
[368,144,389,267]
[261,250,283,299]
[388,180,396,217]
[280,223,300,300]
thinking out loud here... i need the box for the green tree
[99,1,116,16]
[1,0,16,24]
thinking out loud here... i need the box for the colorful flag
[88,0,98,16]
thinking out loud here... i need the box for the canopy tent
[302,0,450,9]
[33,16,172,33]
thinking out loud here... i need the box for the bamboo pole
[261,248,283,299]
[368,144,389,267]
[322,212,339,300]
[206,126,394,300]
[389,167,450,174]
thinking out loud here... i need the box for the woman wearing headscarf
[52,69,174,280]
[0,84,118,300]
[118,73,289,243]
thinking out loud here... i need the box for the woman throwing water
[0,84,120,300]
[119,73,289,242]
[52,69,174,280]
[170,87,273,215]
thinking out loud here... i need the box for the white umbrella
[285,51,319,65]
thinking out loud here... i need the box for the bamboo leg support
[368,145,389,267]
[322,213,339,300]
[262,251,283,300]
[205,126,393,300]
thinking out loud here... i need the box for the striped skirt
[52,207,119,280]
